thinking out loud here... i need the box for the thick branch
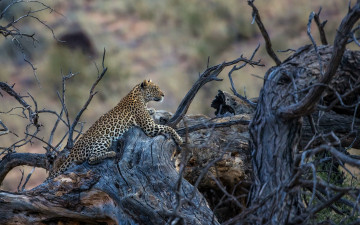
[0,153,47,185]
[278,2,360,118]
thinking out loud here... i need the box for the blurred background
[0,0,349,191]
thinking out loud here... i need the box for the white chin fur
[159,96,164,102]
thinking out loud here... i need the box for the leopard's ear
[148,79,152,82]
[141,79,149,88]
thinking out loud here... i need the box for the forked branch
[314,7,328,45]
[0,0,63,82]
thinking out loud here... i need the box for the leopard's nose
[161,92,164,97]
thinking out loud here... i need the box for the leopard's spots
[48,80,183,179]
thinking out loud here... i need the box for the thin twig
[21,166,35,192]
[248,0,281,66]
[66,49,107,148]
[314,7,329,45]
[228,44,260,107]
[307,12,324,75]
[0,82,36,124]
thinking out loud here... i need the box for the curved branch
[278,2,360,118]
[0,153,47,185]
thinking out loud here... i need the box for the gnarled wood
[249,42,360,224]
[0,127,219,225]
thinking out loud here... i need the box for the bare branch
[0,0,64,83]
[66,49,108,149]
[228,44,260,107]
[47,107,65,152]
[247,0,281,66]
[299,144,360,170]
[21,166,35,192]
[0,153,47,185]
[17,169,25,193]
[167,56,263,127]
[292,192,347,224]
[0,120,9,136]
[307,11,324,75]
[24,132,57,152]
[314,7,329,45]
[320,83,360,111]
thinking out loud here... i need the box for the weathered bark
[179,114,252,221]
[153,111,252,221]
[248,43,360,224]
[0,127,219,225]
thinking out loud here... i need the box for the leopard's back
[49,80,182,179]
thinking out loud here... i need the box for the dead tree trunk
[248,5,360,222]
[249,65,305,223]
[0,127,219,225]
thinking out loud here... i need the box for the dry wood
[0,127,220,225]
[247,3,360,222]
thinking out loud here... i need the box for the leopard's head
[140,79,164,103]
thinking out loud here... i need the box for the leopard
[49,79,183,179]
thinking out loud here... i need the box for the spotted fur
[49,80,183,178]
